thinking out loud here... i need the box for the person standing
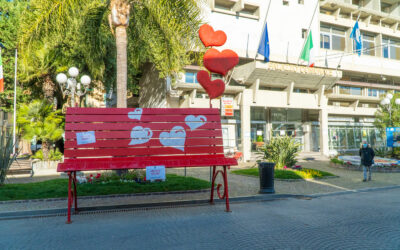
[359,141,375,182]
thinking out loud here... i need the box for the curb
[308,184,400,198]
[0,189,209,205]
[0,194,298,221]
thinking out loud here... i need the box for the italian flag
[300,30,315,67]
[0,49,3,92]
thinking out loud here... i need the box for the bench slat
[64,146,224,158]
[65,122,220,131]
[64,137,223,149]
[67,108,220,115]
[66,114,221,123]
[58,155,236,172]
[64,130,222,140]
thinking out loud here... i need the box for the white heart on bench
[159,126,186,152]
[128,108,143,120]
[129,126,153,145]
[185,115,207,131]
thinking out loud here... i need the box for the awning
[232,61,342,90]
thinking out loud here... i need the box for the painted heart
[199,24,227,47]
[128,108,143,120]
[203,48,239,76]
[129,126,153,145]
[185,115,207,131]
[196,70,225,99]
[159,126,186,152]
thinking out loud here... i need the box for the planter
[32,160,61,176]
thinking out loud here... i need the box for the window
[368,89,378,97]
[320,24,346,51]
[339,86,362,95]
[283,0,289,6]
[355,33,376,56]
[294,88,308,93]
[185,71,198,84]
[381,2,392,13]
[382,37,400,60]
[298,0,304,4]
[302,29,308,39]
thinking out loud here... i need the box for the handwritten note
[76,131,96,145]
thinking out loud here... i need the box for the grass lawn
[231,168,335,180]
[0,174,210,201]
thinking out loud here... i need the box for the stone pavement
[2,160,400,214]
[1,188,400,249]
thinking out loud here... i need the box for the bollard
[258,162,275,194]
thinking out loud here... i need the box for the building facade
[140,0,400,162]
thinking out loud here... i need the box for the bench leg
[73,171,78,213]
[66,172,72,224]
[209,166,216,204]
[223,166,231,212]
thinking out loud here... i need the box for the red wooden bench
[58,107,238,223]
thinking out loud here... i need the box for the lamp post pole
[56,67,91,108]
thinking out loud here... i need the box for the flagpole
[297,0,319,65]
[254,0,272,60]
[12,48,17,155]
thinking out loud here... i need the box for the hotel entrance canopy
[232,61,342,90]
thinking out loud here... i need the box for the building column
[319,108,329,156]
[241,89,252,162]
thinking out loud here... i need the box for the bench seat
[58,155,237,172]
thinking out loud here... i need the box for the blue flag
[257,23,270,62]
[350,21,362,56]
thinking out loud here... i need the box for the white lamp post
[380,93,400,126]
[56,67,91,107]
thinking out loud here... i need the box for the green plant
[32,149,63,161]
[374,147,392,158]
[256,135,263,142]
[263,136,302,169]
[0,127,18,185]
[330,158,344,165]
[17,100,64,160]
[31,150,43,161]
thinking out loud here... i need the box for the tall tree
[19,0,203,108]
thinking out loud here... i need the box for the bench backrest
[64,108,224,160]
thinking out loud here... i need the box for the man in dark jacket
[359,141,375,182]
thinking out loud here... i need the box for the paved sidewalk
[2,160,400,214]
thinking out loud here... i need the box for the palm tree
[17,100,64,160]
[19,0,203,108]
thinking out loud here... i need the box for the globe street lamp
[380,93,400,126]
[56,67,91,107]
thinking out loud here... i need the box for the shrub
[31,148,63,161]
[263,136,302,169]
[330,158,344,165]
[374,147,392,158]
[0,127,18,185]
[256,135,263,142]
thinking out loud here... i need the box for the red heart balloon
[203,48,239,76]
[199,24,227,47]
[196,70,225,99]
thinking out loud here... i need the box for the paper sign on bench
[76,131,96,145]
[146,166,166,182]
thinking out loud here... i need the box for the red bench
[58,107,238,223]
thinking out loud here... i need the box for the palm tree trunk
[42,140,50,161]
[43,75,56,105]
[116,25,128,108]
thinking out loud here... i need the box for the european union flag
[350,21,362,56]
[257,23,270,62]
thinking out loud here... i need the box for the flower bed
[329,160,400,173]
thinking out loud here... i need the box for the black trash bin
[258,162,275,194]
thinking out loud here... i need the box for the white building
[139,0,400,162]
